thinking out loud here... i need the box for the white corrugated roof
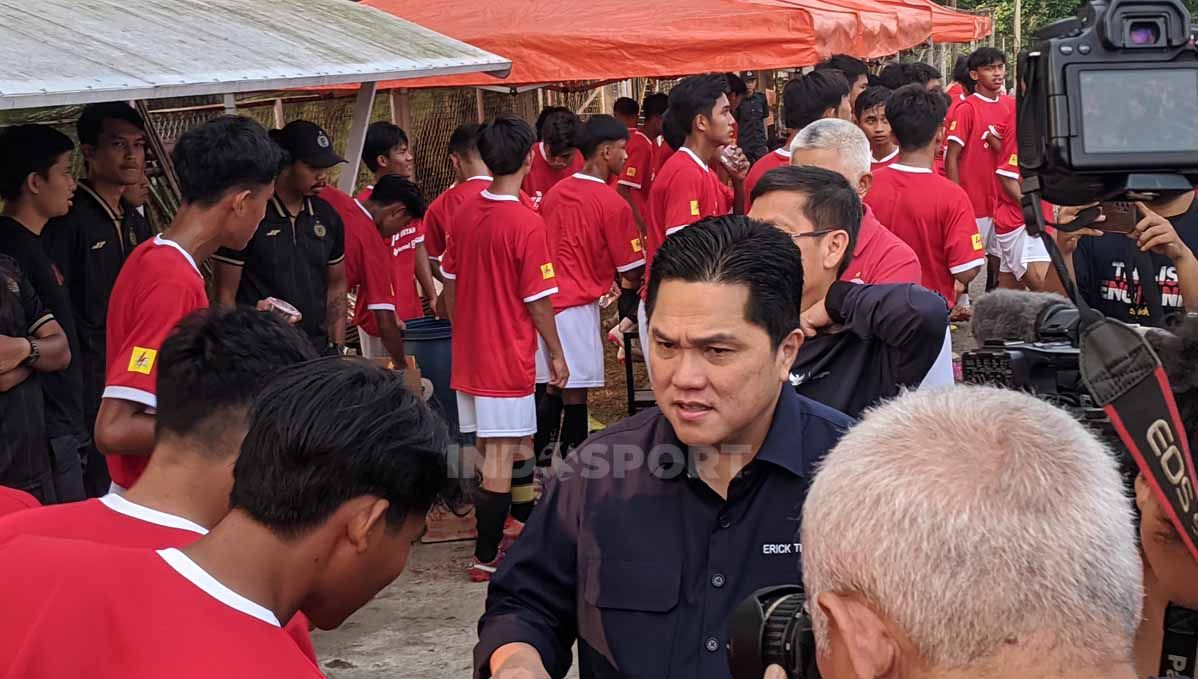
[0,0,511,110]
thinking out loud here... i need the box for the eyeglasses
[789,228,841,240]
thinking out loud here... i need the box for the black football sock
[509,457,537,523]
[533,391,564,465]
[473,489,511,563]
[561,404,590,456]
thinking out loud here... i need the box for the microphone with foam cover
[971,289,1076,344]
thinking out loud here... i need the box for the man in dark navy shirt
[212,120,348,353]
[42,103,154,496]
[0,124,86,503]
[475,216,853,679]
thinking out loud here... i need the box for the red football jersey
[441,191,558,397]
[840,206,923,285]
[653,137,676,180]
[871,147,900,172]
[0,494,318,662]
[422,176,492,260]
[936,91,971,176]
[945,82,966,102]
[745,148,791,210]
[864,164,985,306]
[541,173,646,311]
[103,236,208,489]
[319,187,397,327]
[945,93,1017,218]
[356,186,374,203]
[0,537,323,679]
[0,486,38,518]
[993,124,1024,234]
[615,129,655,222]
[522,142,583,211]
[645,147,732,299]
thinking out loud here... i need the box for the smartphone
[1099,201,1139,233]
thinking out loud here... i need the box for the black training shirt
[0,217,85,441]
[0,255,56,489]
[42,181,153,421]
[474,386,854,679]
[213,195,345,345]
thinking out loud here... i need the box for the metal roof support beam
[339,81,378,194]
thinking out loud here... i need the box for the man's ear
[345,496,391,553]
[1134,473,1151,513]
[817,591,900,678]
[229,188,255,216]
[80,143,97,165]
[375,154,390,172]
[23,172,43,197]
[857,171,873,199]
[776,328,804,381]
[825,230,851,271]
[822,106,837,120]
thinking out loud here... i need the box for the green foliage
[958,0,1198,50]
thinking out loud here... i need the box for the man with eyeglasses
[748,165,948,417]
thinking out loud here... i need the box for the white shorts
[456,393,536,438]
[991,225,1051,279]
[357,327,387,360]
[534,302,605,388]
[976,217,995,251]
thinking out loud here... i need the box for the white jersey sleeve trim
[366,303,397,311]
[996,169,1019,179]
[102,386,157,409]
[616,258,647,273]
[523,287,558,303]
[665,224,689,236]
[617,180,643,190]
[947,135,965,147]
[949,258,986,274]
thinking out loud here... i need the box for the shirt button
[718,515,732,529]
[705,637,720,653]
[711,573,725,588]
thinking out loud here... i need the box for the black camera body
[1017,0,1198,206]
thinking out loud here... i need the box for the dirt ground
[315,279,984,678]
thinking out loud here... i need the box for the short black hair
[478,114,536,176]
[726,73,748,97]
[77,102,145,147]
[230,358,454,538]
[783,70,850,131]
[662,109,686,151]
[866,73,884,88]
[647,215,805,349]
[968,46,1008,72]
[667,74,728,135]
[0,125,74,202]
[369,174,427,219]
[363,122,409,173]
[172,115,284,206]
[907,62,943,86]
[578,114,629,159]
[642,93,669,122]
[878,62,911,90]
[952,53,972,86]
[816,55,869,85]
[750,166,862,276]
[156,307,318,449]
[447,123,484,158]
[535,106,571,140]
[540,109,582,157]
[886,84,948,152]
[853,85,893,121]
[613,97,639,118]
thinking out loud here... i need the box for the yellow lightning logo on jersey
[950,120,958,131]
[627,167,637,177]
[128,347,157,375]
[631,238,642,253]
[690,200,700,216]
[541,263,556,280]
[971,233,984,251]
[1008,154,1018,167]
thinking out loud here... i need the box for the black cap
[272,120,346,169]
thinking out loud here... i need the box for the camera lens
[1128,20,1162,45]
[728,585,820,679]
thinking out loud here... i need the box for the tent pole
[475,89,486,123]
[338,82,378,194]
[223,94,237,114]
[391,89,411,131]
[272,99,285,129]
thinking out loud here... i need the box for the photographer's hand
[1134,202,1198,313]
[1055,203,1106,256]
[764,664,788,679]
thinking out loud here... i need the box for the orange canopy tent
[364,0,884,89]
[892,0,992,43]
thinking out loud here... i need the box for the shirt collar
[873,147,899,164]
[648,386,819,480]
[679,146,709,172]
[854,205,881,256]
[889,163,933,174]
[773,148,792,160]
[571,172,606,184]
[481,190,519,202]
[538,141,549,162]
[466,175,494,183]
[269,194,313,220]
[77,180,125,222]
[99,493,208,535]
[353,198,374,221]
[971,92,1000,104]
[152,235,200,276]
[157,548,281,627]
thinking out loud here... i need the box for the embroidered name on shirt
[762,542,803,555]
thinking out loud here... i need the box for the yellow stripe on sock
[511,484,537,504]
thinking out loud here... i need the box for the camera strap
[1160,604,1198,677]
[1078,317,1198,565]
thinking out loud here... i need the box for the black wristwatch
[20,337,39,367]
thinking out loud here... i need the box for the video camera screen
[1079,68,1198,154]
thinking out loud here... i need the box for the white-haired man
[795,385,1144,679]
[788,118,954,389]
